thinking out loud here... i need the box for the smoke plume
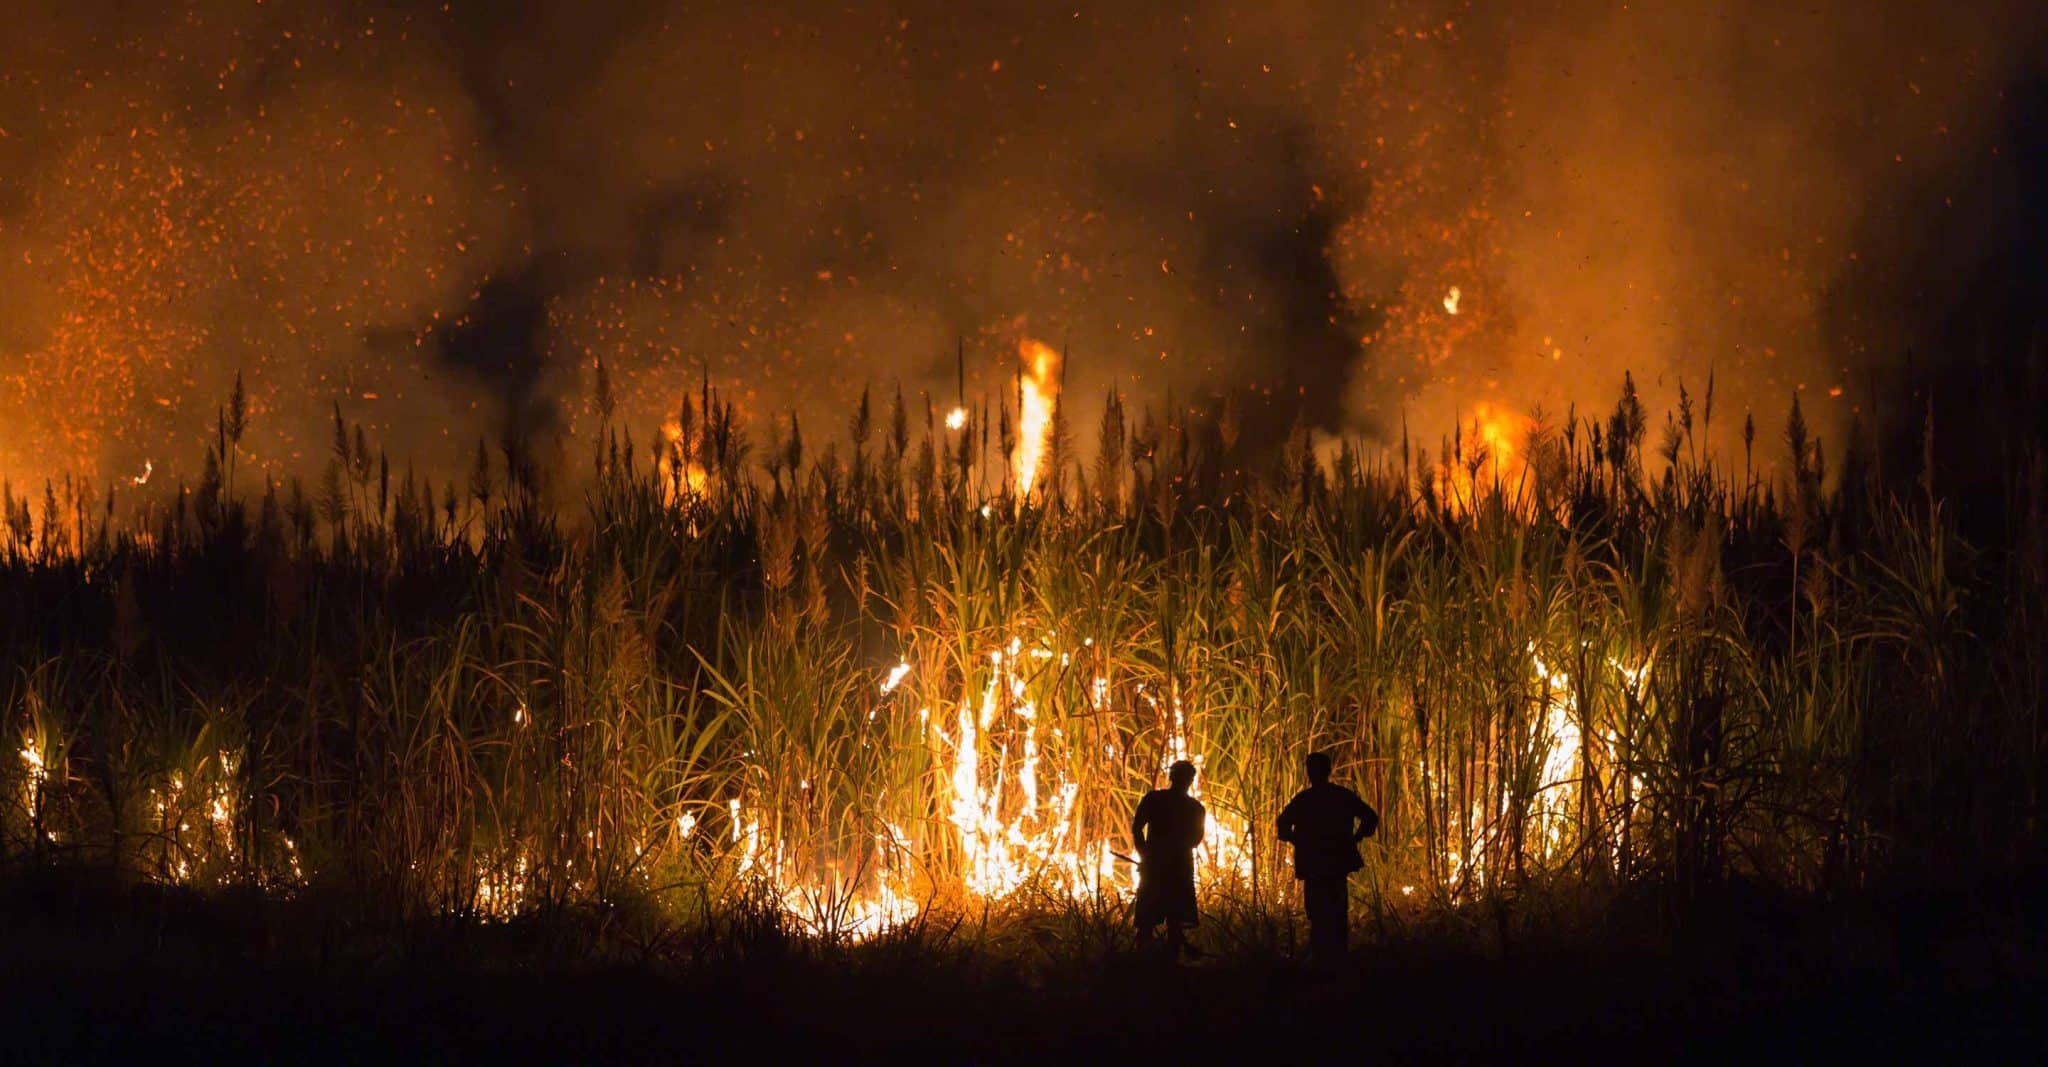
[1,0,2040,492]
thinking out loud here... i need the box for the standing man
[1131,759,1204,959]
[1277,751,1378,962]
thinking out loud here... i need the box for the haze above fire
[0,0,2037,490]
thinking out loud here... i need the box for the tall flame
[1469,401,1526,477]
[1013,339,1062,495]
[1432,401,1534,511]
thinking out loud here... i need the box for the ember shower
[1,0,2039,491]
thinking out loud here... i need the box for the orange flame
[1014,339,1062,495]
[657,418,710,500]
[1432,401,1533,510]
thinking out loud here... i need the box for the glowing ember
[1443,285,1461,315]
[945,407,969,431]
[19,737,47,823]
[880,662,912,694]
[475,854,530,919]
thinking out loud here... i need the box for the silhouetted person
[1132,759,1204,959]
[1277,752,1377,962]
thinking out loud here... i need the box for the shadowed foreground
[3,870,2042,1063]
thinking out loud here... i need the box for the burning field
[1,350,2041,940]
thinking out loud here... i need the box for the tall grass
[0,374,2040,933]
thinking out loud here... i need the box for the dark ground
[2,868,2043,1064]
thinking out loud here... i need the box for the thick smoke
[1,0,2040,493]
[0,1,518,489]
[1459,1,2041,460]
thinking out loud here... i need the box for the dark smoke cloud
[1,0,2041,492]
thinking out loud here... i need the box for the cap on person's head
[1305,751,1333,782]
[1169,760,1197,788]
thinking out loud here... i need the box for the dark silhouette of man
[1131,759,1204,959]
[1277,751,1378,962]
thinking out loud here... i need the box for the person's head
[1168,760,1197,791]
[1305,751,1332,784]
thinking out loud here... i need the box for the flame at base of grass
[474,854,530,920]
[38,636,1643,938]
[716,629,1254,940]
[736,811,922,940]
[18,735,49,828]
[143,749,248,887]
[50,617,1645,940]
[1433,644,1651,895]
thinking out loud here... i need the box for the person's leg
[1134,877,1158,946]
[1299,879,1322,957]
[1304,877,1347,960]
[1330,876,1350,957]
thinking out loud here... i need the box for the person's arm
[1131,796,1150,852]
[1192,801,1206,849]
[1276,796,1298,843]
[1352,791,1378,842]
